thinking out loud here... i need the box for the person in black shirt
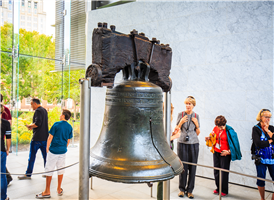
[1,94,13,186]
[252,109,274,200]
[1,104,11,200]
[18,98,49,179]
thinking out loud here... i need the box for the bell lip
[89,168,182,184]
[89,148,184,183]
[173,165,184,175]
[88,163,184,184]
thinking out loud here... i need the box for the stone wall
[86,1,274,189]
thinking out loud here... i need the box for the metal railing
[180,160,274,200]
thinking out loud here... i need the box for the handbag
[206,133,216,153]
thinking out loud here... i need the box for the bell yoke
[86,23,183,183]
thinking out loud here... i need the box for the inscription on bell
[106,98,162,104]
[106,92,163,99]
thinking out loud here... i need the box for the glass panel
[18,0,52,58]
[63,0,71,102]
[0,0,13,50]
[70,0,86,70]
[16,56,63,151]
[1,0,83,152]
[0,52,13,110]
[12,0,21,153]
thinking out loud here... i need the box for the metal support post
[91,0,97,10]
[219,170,222,200]
[79,78,91,200]
[163,91,171,200]
[72,120,75,147]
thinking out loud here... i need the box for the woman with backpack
[205,115,241,197]
[175,96,200,199]
[252,109,274,200]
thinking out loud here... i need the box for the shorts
[255,163,274,187]
[45,151,66,176]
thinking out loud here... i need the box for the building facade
[0,0,46,34]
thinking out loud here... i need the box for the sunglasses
[261,109,271,114]
[263,116,271,119]
[261,109,271,119]
[187,96,195,99]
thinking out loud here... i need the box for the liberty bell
[89,62,184,183]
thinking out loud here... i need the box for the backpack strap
[182,112,185,118]
[256,125,262,132]
[195,113,196,118]
[255,125,268,140]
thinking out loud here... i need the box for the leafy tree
[1,23,13,104]
[1,23,57,101]
[1,22,84,116]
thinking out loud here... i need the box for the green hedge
[11,107,80,144]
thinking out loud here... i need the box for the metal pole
[91,0,97,10]
[90,176,93,190]
[79,78,91,200]
[163,91,171,200]
[219,170,222,200]
[72,120,75,147]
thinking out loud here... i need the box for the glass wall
[0,0,84,153]
[0,0,134,153]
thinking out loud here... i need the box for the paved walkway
[6,145,273,200]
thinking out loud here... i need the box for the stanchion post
[72,119,75,147]
[163,91,171,200]
[219,170,222,200]
[79,78,91,200]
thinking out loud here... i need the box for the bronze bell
[89,62,183,183]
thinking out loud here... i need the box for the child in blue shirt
[36,109,73,199]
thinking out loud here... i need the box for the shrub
[11,107,73,145]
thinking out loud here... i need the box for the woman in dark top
[252,109,274,200]
[1,104,11,200]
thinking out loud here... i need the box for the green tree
[1,23,13,104]
[1,23,84,108]
[1,23,57,101]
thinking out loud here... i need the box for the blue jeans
[26,141,47,177]
[256,163,274,187]
[1,151,7,200]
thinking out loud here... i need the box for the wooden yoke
[86,22,173,92]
